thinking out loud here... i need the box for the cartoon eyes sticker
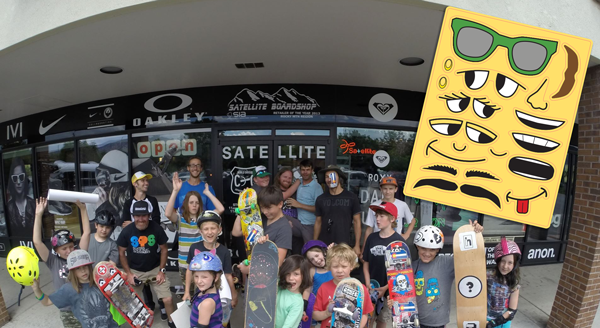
[430,119,497,144]
[464,70,489,89]
[440,93,500,118]
[465,122,497,143]
[496,74,521,97]
[473,99,499,118]
[430,119,462,136]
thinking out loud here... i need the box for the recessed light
[100,66,123,74]
[399,57,425,66]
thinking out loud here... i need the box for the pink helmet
[493,237,521,261]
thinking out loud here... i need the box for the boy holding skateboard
[363,202,405,328]
[313,243,373,328]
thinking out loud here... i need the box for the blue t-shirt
[174,181,216,212]
[49,283,119,328]
[296,179,323,225]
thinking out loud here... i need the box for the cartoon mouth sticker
[512,133,560,153]
[515,110,565,130]
[506,188,548,214]
[508,157,554,180]
[373,102,394,115]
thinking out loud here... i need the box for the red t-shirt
[314,280,374,328]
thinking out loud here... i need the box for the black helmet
[95,203,117,227]
[197,210,221,226]
[51,230,75,248]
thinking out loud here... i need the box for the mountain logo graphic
[373,102,394,115]
[228,88,319,111]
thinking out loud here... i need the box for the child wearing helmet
[33,197,90,328]
[412,221,482,328]
[302,240,333,295]
[486,238,521,328]
[187,210,237,327]
[276,255,311,328]
[87,202,119,267]
[189,251,224,328]
[31,249,119,328]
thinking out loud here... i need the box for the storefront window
[3,148,35,241]
[36,142,80,238]
[482,214,525,242]
[219,130,271,137]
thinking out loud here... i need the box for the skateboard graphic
[94,261,154,328]
[245,240,279,328]
[236,188,264,264]
[453,225,487,328]
[300,293,316,328]
[385,241,419,328]
[366,279,380,328]
[329,277,364,328]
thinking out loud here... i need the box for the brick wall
[0,288,10,326]
[548,64,600,328]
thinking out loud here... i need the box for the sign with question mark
[458,276,482,298]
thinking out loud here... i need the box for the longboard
[300,293,316,328]
[385,241,419,328]
[245,241,279,328]
[236,188,264,263]
[329,277,364,328]
[453,224,486,328]
[94,261,154,328]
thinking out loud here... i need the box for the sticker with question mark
[458,276,482,298]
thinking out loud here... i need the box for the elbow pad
[506,308,518,321]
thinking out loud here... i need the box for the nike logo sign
[89,113,97,118]
[39,115,66,135]
[114,174,126,181]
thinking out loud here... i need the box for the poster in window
[3,149,35,239]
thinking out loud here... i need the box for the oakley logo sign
[144,93,193,113]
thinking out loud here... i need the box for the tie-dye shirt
[486,270,520,319]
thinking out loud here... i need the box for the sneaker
[168,321,176,328]
[158,299,167,321]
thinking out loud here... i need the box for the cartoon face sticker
[404,7,592,228]
[393,274,413,294]
[415,270,425,296]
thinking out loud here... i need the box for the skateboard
[300,293,316,328]
[329,277,364,328]
[236,188,264,264]
[366,279,380,328]
[385,241,419,328]
[94,261,154,328]
[453,224,487,328]
[245,241,279,328]
[232,263,245,293]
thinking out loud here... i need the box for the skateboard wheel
[105,291,112,297]
[302,315,308,322]
[352,310,360,321]
[328,304,335,313]
[235,208,240,214]
[251,204,256,210]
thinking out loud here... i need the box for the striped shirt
[190,291,223,328]
[178,212,203,269]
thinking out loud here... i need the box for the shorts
[131,267,172,300]
[59,310,82,328]
[375,302,391,323]
[222,298,232,326]
[179,267,196,296]
[288,218,314,243]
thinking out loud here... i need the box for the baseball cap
[131,171,153,184]
[369,201,398,218]
[67,250,94,270]
[131,200,151,216]
[380,177,398,187]
[252,165,271,178]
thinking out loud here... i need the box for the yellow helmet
[6,246,40,286]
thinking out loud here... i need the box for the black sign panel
[521,242,561,265]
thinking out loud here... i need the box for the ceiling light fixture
[399,57,425,66]
[100,66,123,74]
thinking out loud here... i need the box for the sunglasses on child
[451,18,557,76]
[11,173,26,184]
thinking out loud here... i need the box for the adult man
[313,165,362,256]
[117,200,176,328]
[119,171,161,227]
[174,157,216,212]
[287,160,323,244]
[251,165,271,193]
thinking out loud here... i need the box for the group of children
[24,172,521,328]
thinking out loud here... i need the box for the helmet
[302,240,328,256]
[51,229,75,248]
[95,203,117,227]
[96,150,129,185]
[6,246,39,286]
[494,237,521,261]
[414,225,444,249]
[67,250,94,270]
[189,251,223,272]
[197,211,221,227]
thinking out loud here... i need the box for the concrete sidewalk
[1,263,599,327]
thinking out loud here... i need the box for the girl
[276,255,311,328]
[486,238,521,328]
[166,175,224,298]
[189,251,224,328]
[302,240,333,296]
[31,249,118,328]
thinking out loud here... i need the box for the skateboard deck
[329,277,364,328]
[366,279,380,328]
[453,224,486,328]
[385,241,419,328]
[236,188,264,263]
[94,261,154,328]
[300,293,316,328]
[245,241,279,328]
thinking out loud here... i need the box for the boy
[363,202,405,328]
[364,177,415,252]
[185,210,238,327]
[313,243,374,328]
[87,203,119,266]
[33,197,90,328]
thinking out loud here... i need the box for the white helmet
[414,225,444,249]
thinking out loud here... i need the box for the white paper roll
[47,189,99,204]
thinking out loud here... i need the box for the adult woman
[7,157,35,237]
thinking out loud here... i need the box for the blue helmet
[189,251,223,272]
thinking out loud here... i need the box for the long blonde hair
[68,264,96,293]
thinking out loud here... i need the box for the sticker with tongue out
[506,188,548,214]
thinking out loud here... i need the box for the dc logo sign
[144,93,192,113]
[369,93,398,122]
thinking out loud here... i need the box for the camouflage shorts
[59,311,82,328]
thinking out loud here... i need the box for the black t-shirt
[186,243,233,274]
[116,221,168,272]
[315,189,361,246]
[362,231,405,288]
[118,195,161,227]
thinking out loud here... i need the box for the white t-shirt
[365,199,414,234]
